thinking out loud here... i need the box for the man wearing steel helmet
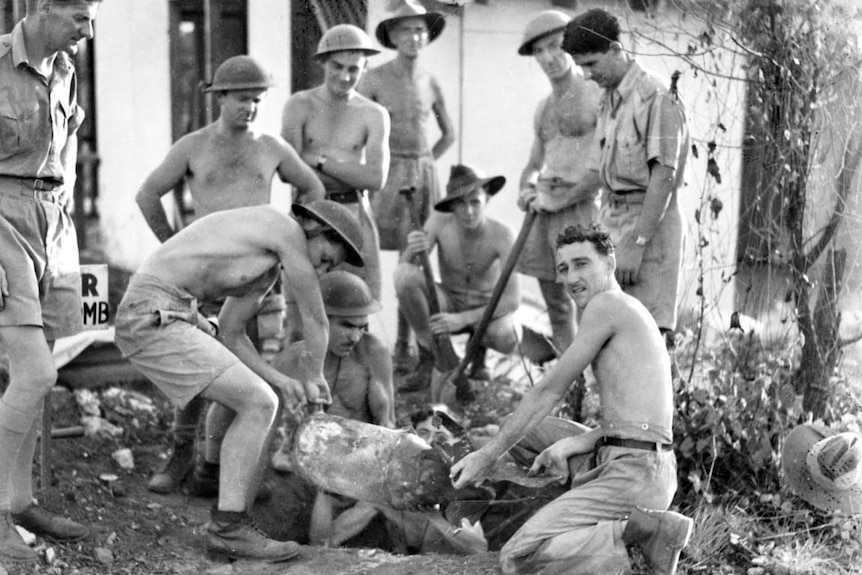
[282,24,389,303]
[137,55,324,241]
[269,270,394,548]
[134,55,325,497]
[0,0,102,563]
[358,0,455,372]
[516,10,602,355]
[114,199,363,561]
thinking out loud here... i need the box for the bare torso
[137,206,299,303]
[429,214,509,295]
[277,336,382,424]
[360,61,436,155]
[184,124,285,216]
[290,87,377,192]
[586,291,674,441]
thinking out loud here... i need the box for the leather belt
[0,175,64,191]
[596,436,672,452]
[326,189,361,204]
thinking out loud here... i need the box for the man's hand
[403,230,431,260]
[303,373,332,408]
[517,186,538,212]
[529,192,560,214]
[615,243,645,286]
[270,374,307,413]
[528,442,574,486]
[450,448,496,489]
[0,263,7,310]
[429,312,467,336]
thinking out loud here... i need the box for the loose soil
[3,354,560,575]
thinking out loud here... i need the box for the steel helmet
[518,10,571,56]
[292,200,365,268]
[319,271,381,317]
[314,24,380,61]
[203,55,276,92]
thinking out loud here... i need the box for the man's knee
[486,319,520,355]
[394,263,423,299]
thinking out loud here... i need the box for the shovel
[442,210,538,402]
[399,187,461,373]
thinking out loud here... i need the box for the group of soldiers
[1,1,696,574]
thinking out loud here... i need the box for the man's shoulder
[485,218,514,241]
[629,63,671,102]
[284,88,317,110]
[357,332,388,363]
[351,91,388,117]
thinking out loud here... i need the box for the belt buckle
[34,178,49,191]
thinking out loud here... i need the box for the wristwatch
[316,155,327,172]
[635,236,648,247]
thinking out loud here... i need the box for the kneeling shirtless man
[451,223,692,575]
[115,200,363,562]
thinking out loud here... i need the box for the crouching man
[395,164,520,392]
[451,223,692,575]
[271,270,393,547]
[115,200,364,562]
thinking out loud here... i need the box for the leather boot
[206,509,300,562]
[0,511,37,563]
[11,504,89,542]
[398,345,435,392]
[147,439,195,494]
[623,507,693,575]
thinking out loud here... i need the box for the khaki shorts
[600,194,684,331]
[114,273,238,408]
[372,155,440,251]
[0,181,82,340]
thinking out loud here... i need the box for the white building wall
[248,0,293,210]
[94,1,172,270]
[91,0,745,340]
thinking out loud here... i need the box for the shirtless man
[269,270,393,547]
[395,164,520,392]
[516,10,602,354]
[136,54,323,240]
[281,23,389,301]
[114,200,364,561]
[451,223,692,575]
[135,55,324,495]
[359,0,455,369]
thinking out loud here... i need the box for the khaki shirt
[588,60,687,195]
[0,21,85,180]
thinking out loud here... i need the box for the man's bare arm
[59,132,78,208]
[275,225,330,401]
[362,335,395,428]
[451,294,616,488]
[275,137,325,204]
[307,106,391,191]
[531,169,601,214]
[518,111,546,211]
[136,139,194,243]
[281,94,307,154]
[430,77,455,160]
